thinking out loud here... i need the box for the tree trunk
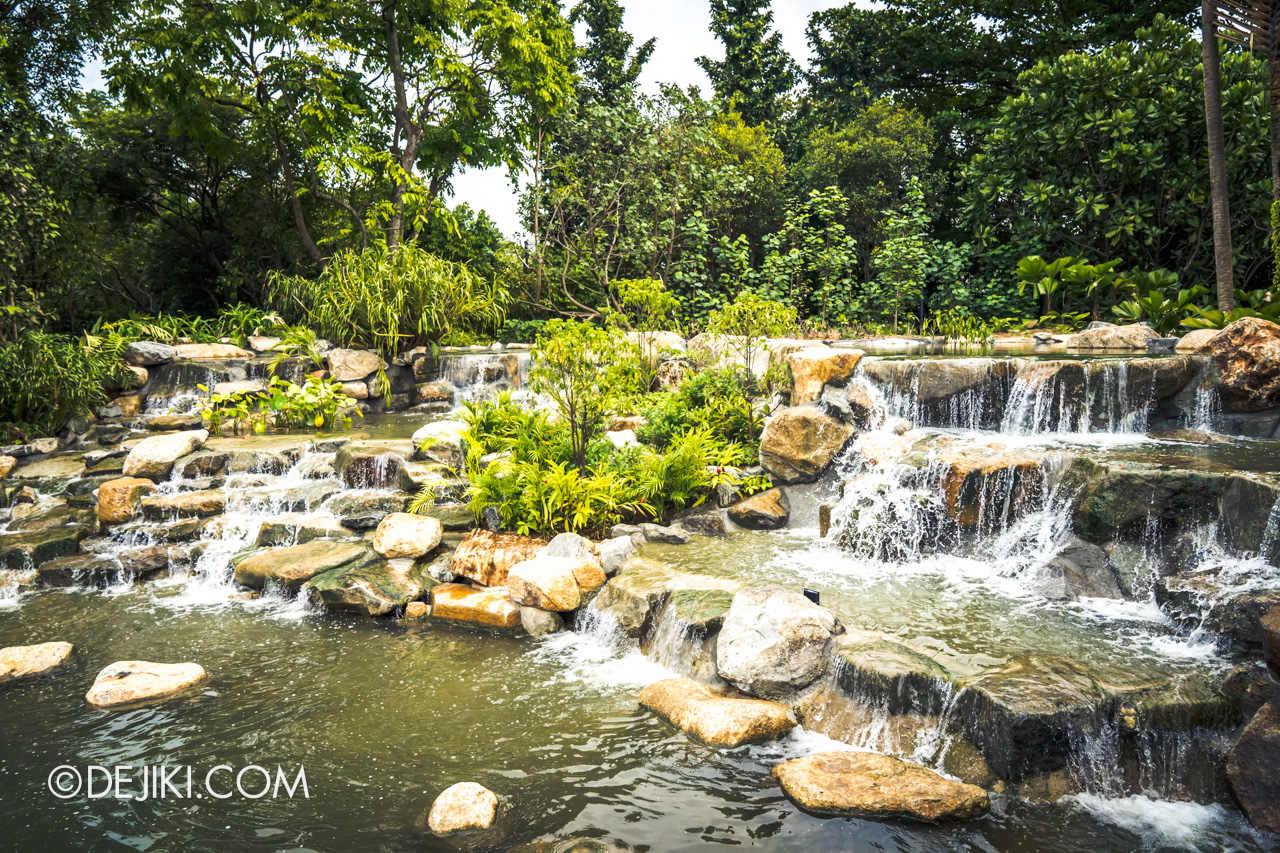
[1202,0,1235,312]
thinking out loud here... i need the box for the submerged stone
[639,677,797,747]
[85,660,208,708]
[771,751,990,822]
[0,641,74,687]
[834,638,952,716]
[305,556,430,617]
[232,540,367,591]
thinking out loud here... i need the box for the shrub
[0,332,135,439]
[530,320,630,470]
[637,369,754,453]
[199,376,358,435]
[267,244,508,359]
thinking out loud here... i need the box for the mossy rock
[0,527,89,570]
[305,554,434,617]
[835,638,953,716]
[665,589,734,634]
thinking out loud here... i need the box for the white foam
[1066,793,1254,851]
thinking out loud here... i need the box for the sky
[81,0,861,238]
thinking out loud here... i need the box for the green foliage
[637,369,756,455]
[697,0,798,128]
[218,305,285,348]
[1113,277,1206,335]
[605,278,681,391]
[868,179,930,333]
[530,320,626,469]
[199,376,357,435]
[268,326,327,373]
[497,319,547,344]
[0,332,133,439]
[1183,288,1280,330]
[1015,256,1125,327]
[268,244,508,360]
[705,291,796,440]
[570,0,655,108]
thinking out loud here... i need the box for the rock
[676,510,728,537]
[411,420,468,471]
[1227,702,1280,832]
[1222,666,1276,720]
[605,429,638,448]
[788,348,863,406]
[1203,317,1280,410]
[938,446,1043,527]
[1175,328,1222,352]
[1061,455,1228,542]
[85,660,208,708]
[115,394,145,417]
[1069,322,1160,350]
[507,557,591,611]
[450,530,544,586]
[39,547,176,587]
[209,379,268,396]
[172,342,255,359]
[175,450,228,478]
[638,522,690,545]
[96,477,156,523]
[1156,572,1280,648]
[326,348,384,381]
[640,677,797,746]
[338,381,370,400]
[0,455,14,480]
[545,532,596,562]
[427,782,499,835]
[254,514,349,547]
[0,527,88,571]
[247,335,282,352]
[140,489,225,520]
[597,536,637,575]
[326,492,410,529]
[123,430,209,479]
[233,540,368,591]
[716,585,842,699]
[609,415,648,431]
[0,641,74,686]
[411,503,475,532]
[305,556,430,616]
[759,407,856,485]
[430,583,520,628]
[1265,607,1280,679]
[1149,428,1232,445]
[1032,537,1122,600]
[372,513,443,559]
[414,381,455,406]
[127,365,149,387]
[772,751,990,822]
[519,605,563,636]
[333,443,408,489]
[405,601,429,620]
[593,558,739,638]
[727,488,789,530]
[125,341,176,366]
[835,638,951,716]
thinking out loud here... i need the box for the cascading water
[437,349,531,403]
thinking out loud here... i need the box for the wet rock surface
[639,677,797,747]
[727,488,790,530]
[1203,317,1280,411]
[85,660,208,707]
[759,407,855,485]
[1227,702,1280,832]
[716,585,842,699]
[233,540,367,591]
[0,641,74,686]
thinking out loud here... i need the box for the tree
[530,319,625,469]
[570,0,654,107]
[1202,0,1236,310]
[697,0,798,128]
[706,291,796,439]
[962,16,1272,292]
[870,179,930,333]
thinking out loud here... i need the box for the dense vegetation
[1,0,1277,442]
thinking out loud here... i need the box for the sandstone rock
[326,492,410,529]
[450,530,543,586]
[405,601,429,620]
[140,489,225,521]
[96,477,156,523]
[676,509,728,537]
[411,420,468,471]
[175,450,228,478]
[545,531,596,562]
[1227,702,1280,832]
[430,583,520,628]
[609,415,648,431]
[0,455,15,479]
[372,513,443,559]
[640,677,796,747]
[305,556,429,616]
[338,381,369,400]
[1061,456,1228,542]
[519,605,563,636]
[1203,317,1280,411]
[1222,666,1276,720]
[123,430,209,479]
[727,488,789,530]
[788,348,863,406]
[414,381,455,406]
[172,343,255,359]
[759,407,856,485]
[333,443,408,489]
[233,540,367,591]
[1069,322,1160,350]
[716,585,841,698]
[0,641,74,686]
[938,446,1042,527]
[597,535,637,575]
[125,341,176,366]
[772,751,990,822]
[127,366,149,388]
[85,660,208,708]
[427,782,498,835]
[115,394,145,418]
[1175,328,1222,352]
[507,557,586,611]
[247,335,282,352]
[835,638,951,716]
[1262,607,1280,679]
[327,348,385,382]
[1156,572,1280,649]
[854,433,915,467]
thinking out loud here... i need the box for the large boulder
[716,585,842,698]
[938,446,1043,527]
[1176,328,1222,352]
[759,407,856,485]
[506,556,603,611]
[96,477,156,524]
[85,661,207,708]
[172,342,255,359]
[727,488,789,530]
[1030,537,1122,600]
[430,583,520,628]
[233,540,367,591]
[639,677,797,747]
[1227,702,1280,832]
[544,531,596,562]
[426,781,499,836]
[1059,455,1228,543]
[594,558,739,638]
[450,530,543,586]
[1202,317,1280,411]
[0,641,74,687]
[0,455,14,480]
[305,557,430,617]
[597,535,637,575]
[1069,322,1160,350]
[771,751,990,822]
[326,348,385,382]
[0,527,88,571]
[125,340,176,366]
[411,420,468,472]
[788,348,863,406]
[372,513,443,559]
[123,430,209,480]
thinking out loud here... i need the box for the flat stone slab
[639,677,797,747]
[772,751,990,822]
[430,583,520,629]
[233,540,367,591]
[0,641,74,686]
[85,661,208,708]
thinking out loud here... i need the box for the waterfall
[437,350,530,403]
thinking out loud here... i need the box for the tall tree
[696,0,797,128]
[1202,0,1236,310]
[570,0,654,107]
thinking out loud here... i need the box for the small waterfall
[1189,386,1222,433]
[1069,717,1232,802]
[1000,360,1152,435]
[437,350,530,403]
[145,361,224,414]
